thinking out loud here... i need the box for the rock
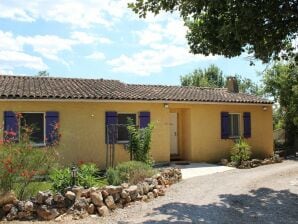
[127,185,138,200]
[104,186,123,195]
[24,201,34,212]
[87,204,95,214]
[125,196,131,203]
[6,206,18,221]
[220,158,229,166]
[45,197,54,206]
[112,193,121,203]
[72,186,84,198]
[90,192,104,207]
[101,190,109,198]
[144,178,154,184]
[104,195,116,210]
[120,190,129,199]
[227,161,238,167]
[137,183,144,195]
[239,161,251,169]
[142,195,148,202]
[147,192,154,200]
[37,191,52,204]
[142,182,150,194]
[81,189,90,198]
[2,203,13,213]
[152,189,159,198]
[158,189,165,196]
[17,211,34,220]
[121,183,129,189]
[74,197,89,211]
[36,205,59,220]
[97,205,109,217]
[53,193,65,203]
[0,191,17,206]
[65,191,76,201]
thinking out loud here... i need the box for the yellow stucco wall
[0,100,273,168]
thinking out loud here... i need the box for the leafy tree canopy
[36,70,50,77]
[263,61,298,146]
[129,1,298,63]
[180,64,261,95]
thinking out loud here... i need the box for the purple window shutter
[221,112,229,139]
[139,112,150,128]
[46,112,59,145]
[243,112,251,138]
[4,111,19,141]
[105,112,117,144]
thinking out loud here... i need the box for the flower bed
[0,167,182,221]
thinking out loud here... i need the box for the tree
[36,70,50,77]
[181,64,225,88]
[263,62,298,147]
[129,1,298,63]
[180,65,262,95]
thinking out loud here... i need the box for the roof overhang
[0,98,273,106]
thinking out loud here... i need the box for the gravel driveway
[98,160,298,224]
[20,160,298,224]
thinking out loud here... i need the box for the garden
[0,117,181,221]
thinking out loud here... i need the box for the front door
[170,113,178,155]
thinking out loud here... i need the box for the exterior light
[71,164,78,187]
[263,106,268,111]
[164,103,169,108]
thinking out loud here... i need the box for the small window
[117,113,136,142]
[228,113,240,138]
[20,113,45,145]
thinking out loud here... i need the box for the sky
[0,0,267,85]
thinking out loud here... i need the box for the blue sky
[0,0,267,85]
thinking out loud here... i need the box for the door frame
[170,112,179,155]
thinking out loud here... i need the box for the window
[20,113,45,145]
[117,113,136,142]
[228,113,240,138]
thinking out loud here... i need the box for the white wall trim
[0,99,273,106]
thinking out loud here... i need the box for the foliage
[180,64,262,95]
[231,138,252,164]
[129,1,298,63]
[106,161,156,185]
[14,181,52,200]
[49,167,71,193]
[49,163,105,193]
[180,64,225,88]
[127,121,154,165]
[263,61,298,146]
[0,122,58,200]
[36,70,50,77]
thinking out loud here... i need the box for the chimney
[226,76,239,93]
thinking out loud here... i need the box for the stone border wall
[0,167,182,221]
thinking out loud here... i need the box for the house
[0,75,273,168]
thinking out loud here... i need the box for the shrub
[49,163,104,193]
[49,167,71,193]
[231,137,252,165]
[127,122,154,165]
[106,161,156,185]
[0,124,58,200]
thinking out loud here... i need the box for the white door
[170,113,178,155]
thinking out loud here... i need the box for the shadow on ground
[133,188,298,224]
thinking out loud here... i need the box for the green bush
[231,138,252,165]
[127,122,154,165]
[0,123,58,199]
[49,167,71,193]
[106,161,156,185]
[49,163,106,193]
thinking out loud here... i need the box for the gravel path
[17,160,298,224]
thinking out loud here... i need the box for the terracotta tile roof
[0,75,272,104]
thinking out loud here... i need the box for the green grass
[14,181,52,200]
